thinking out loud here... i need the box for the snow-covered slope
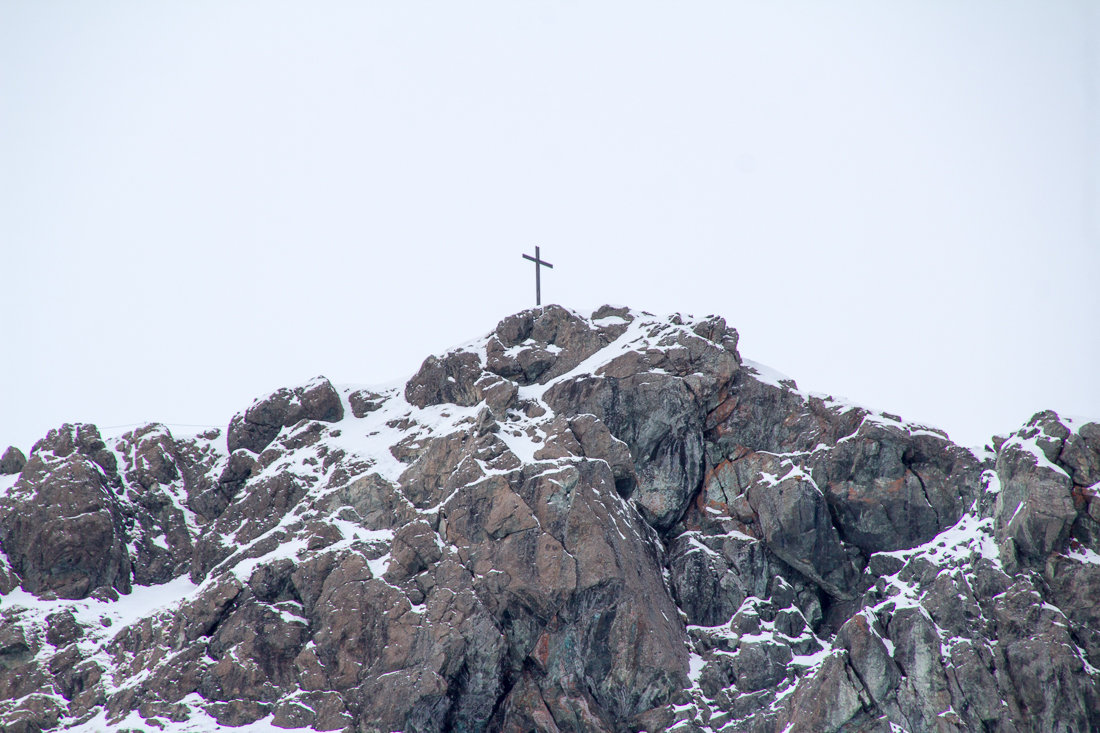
[0,305,1097,732]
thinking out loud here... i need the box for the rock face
[0,445,26,475]
[0,424,133,600]
[0,306,1097,733]
[227,376,344,454]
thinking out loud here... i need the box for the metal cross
[522,246,554,306]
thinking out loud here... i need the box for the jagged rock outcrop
[227,376,344,454]
[0,424,133,600]
[0,446,25,475]
[0,306,1096,733]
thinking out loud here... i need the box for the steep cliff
[0,305,1096,732]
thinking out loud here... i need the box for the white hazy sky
[2,1,1098,454]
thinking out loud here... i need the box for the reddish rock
[227,376,344,454]
[2,307,1099,733]
[0,426,132,599]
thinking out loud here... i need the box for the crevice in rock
[842,658,883,717]
[891,652,909,679]
[822,493,853,547]
[902,449,941,529]
[203,589,244,641]
[485,662,523,727]
[614,475,636,499]
[440,660,472,731]
[663,474,707,543]
[491,525,541,543]
[910,466,941,528]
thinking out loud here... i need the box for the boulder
[227,376,343,454]
[45,609,84,648]
[347,388,386,417]
[0,446,25,475]
[404,350,485,408]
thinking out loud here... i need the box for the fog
[2,1,1097,454]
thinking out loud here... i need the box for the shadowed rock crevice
[901,448,941,529]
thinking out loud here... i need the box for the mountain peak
[0,305,1097,732]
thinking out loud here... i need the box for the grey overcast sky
[1,1,1097,454]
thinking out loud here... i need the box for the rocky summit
[0,305,1098,733]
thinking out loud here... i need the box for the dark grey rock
[347,388,386,417]
[667,531,771,626]
[777,651,873,733]
[729,638,793,692]
[0,446,25,475]
[994,436,1077,564]
[989,580,1100,732]
[745,472,863,600]
[544,371,706,531]
[325,471,415,531]
[811,425,978,553]
[1059,421,1100,487]
[834,614,900,704]
[113,424,196,585]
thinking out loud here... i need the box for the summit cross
[522,246,554,306]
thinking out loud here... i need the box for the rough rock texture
[0,306,1097,733]
[0,424,133,600]
[227,376,344,454]
[0,445,26,475]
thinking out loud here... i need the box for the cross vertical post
[522,246,554,306]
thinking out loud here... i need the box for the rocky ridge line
[0,304,1096,732]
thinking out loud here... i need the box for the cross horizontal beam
[522,246,553,306]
